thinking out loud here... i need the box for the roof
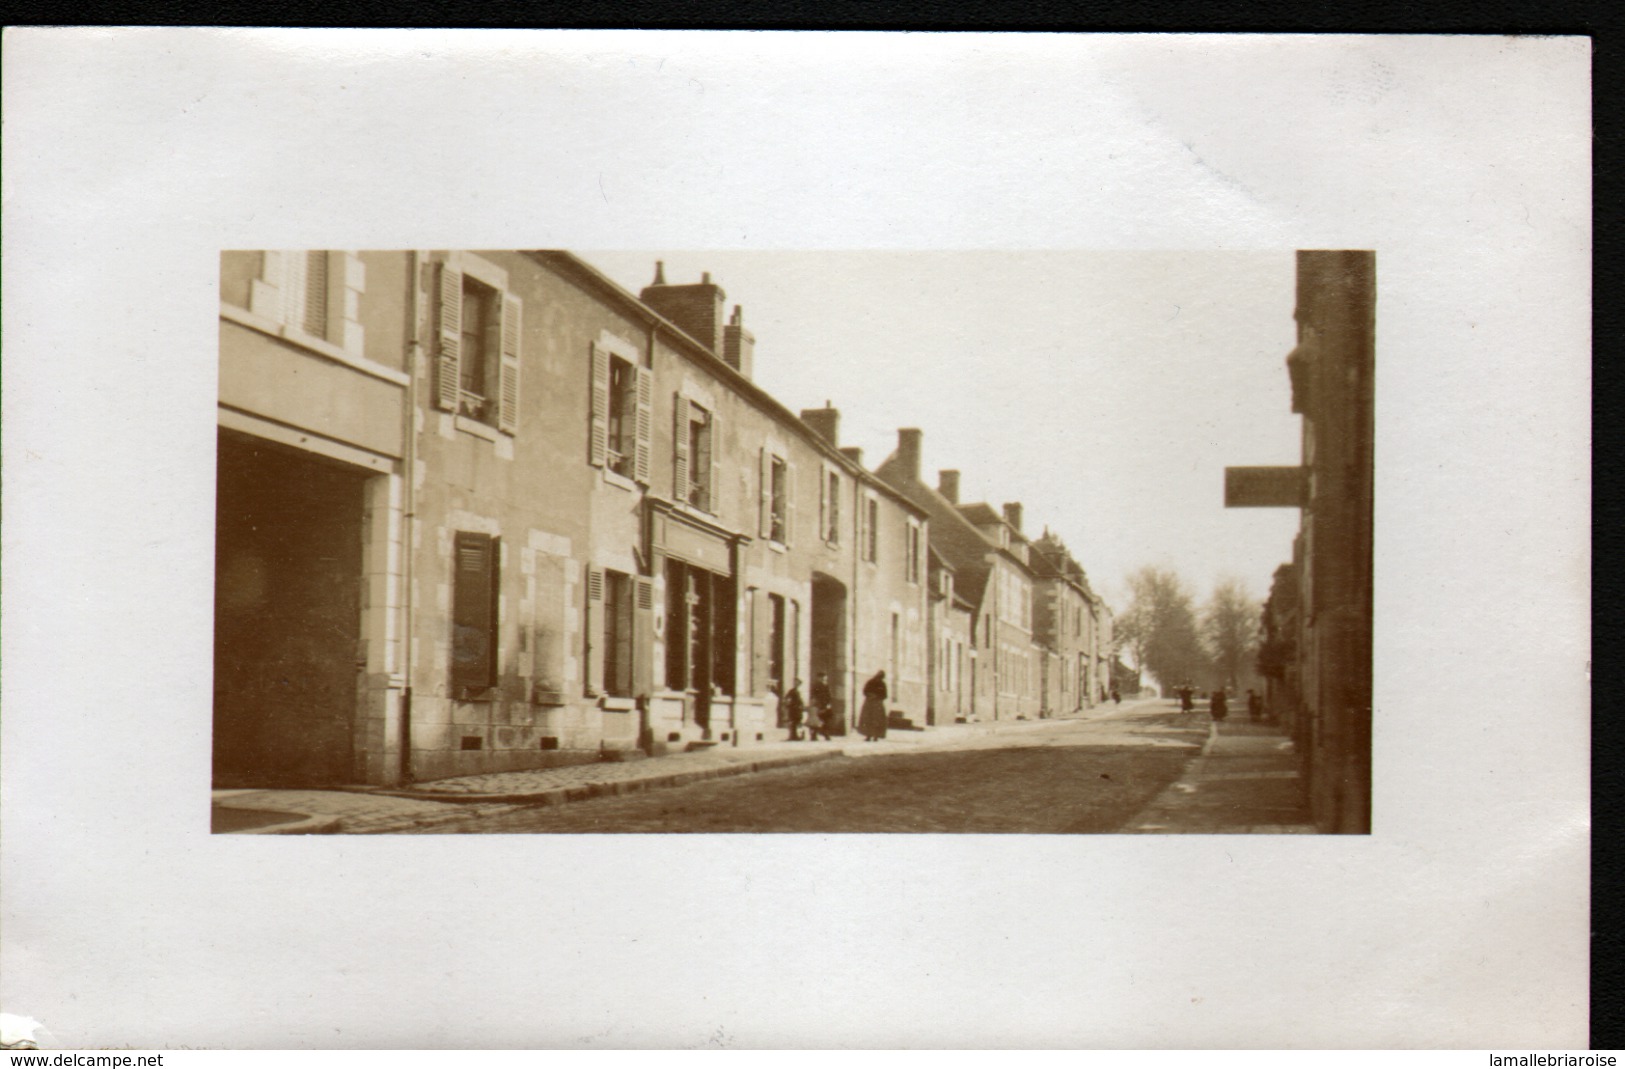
[525,250,927,520]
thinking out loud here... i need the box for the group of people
[779,669,893,742]
[1174,683,1266,722]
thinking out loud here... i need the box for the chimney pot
[938,469,961,504]
[652,260,666,285]
[1002,502,1024,533]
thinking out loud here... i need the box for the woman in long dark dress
[858,670,889,741]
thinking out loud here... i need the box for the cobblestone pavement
[1123,717,1319,833]
[212,699,1202,835]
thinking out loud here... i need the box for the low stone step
[685,740,720,752]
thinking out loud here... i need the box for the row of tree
[1115,566,1261,695]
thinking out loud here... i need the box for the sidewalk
[1122,717,1319,833]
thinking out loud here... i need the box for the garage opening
[213,428,366,786]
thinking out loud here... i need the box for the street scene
[212,696,1314,834]
[213,247,1372,835]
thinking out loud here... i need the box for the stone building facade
[215,250,933,787]
[1225,249,1374,834]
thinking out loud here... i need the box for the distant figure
[1179,685,1194,713]
[810,671,835,738]
[784,679,806,740]
[1111,687,1121,706]
[1210,688,1228,721]
[1247,689,1262,722]
[858,670,889,741]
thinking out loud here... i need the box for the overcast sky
[581,249,1304,611]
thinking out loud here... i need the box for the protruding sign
[1225,466,1307,508]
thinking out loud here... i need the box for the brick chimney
[896,428,923,482]
[1002,501,1024,534]
[640,264,726,353]
[938,469,960,504]
[801,402,839,446]
[840,446,864,468]
[722,305,754,380]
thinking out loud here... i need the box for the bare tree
[1201,576,1261,691]
[1116,565,1206,694]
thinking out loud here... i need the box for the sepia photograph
[3,29,1589,1050]
[211,247,1372,836]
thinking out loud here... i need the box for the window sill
[600,696,636,712]
[767,539,787,554]
[455,415,501,442]
[602,468,639,493]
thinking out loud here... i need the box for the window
[606,356,636,477]
[906,521,922,584]
[601,570,634,697]
[459,276,496,421]
[768,593,787,697]
[435,258,521,434]
[820,469,842,545]
[760,450,794,545]
[590,340,651,482]
[664,559,734,699]
[674,398,717,512]
[452,532,499,697]
[770,457,787,542]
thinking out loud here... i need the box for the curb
[338,749,845,831]
[228,811,343,835]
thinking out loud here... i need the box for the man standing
[783,679,806,740]
[809,671,834,740]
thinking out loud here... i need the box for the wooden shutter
[750,590,769,698]
[303,251,328,338]
[585,566,605,696]
[786,462,797,548]
[759,449,772,538]
[856,491,867,560]
[589,344,610,467]
[633,576,655,696]
[633,365,653,484]
[498,292,521,435]
[452,532,496,691]
[818,466,829,543]
[708,413,722,515]
[436,262,463,412]
[673,395,691,503]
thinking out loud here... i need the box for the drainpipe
[399,249,423,784]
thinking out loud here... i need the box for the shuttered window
[677,400,716,512]
[436,258,521,435]
[595,353,651,483]
[821,469,841,545]
[452,532,499,695]
[760,450,794,545]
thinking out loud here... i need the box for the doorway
[213,429,367,786]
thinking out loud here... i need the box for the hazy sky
[580,250,1305,611]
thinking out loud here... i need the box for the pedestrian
[1111,687,1121,705]
[858,670,889,741]
[1247,689,1262,722]
[809,671,834,739]
[1210,687,1228,721]
[1180,685,1194,713]
[783,678,806,741]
